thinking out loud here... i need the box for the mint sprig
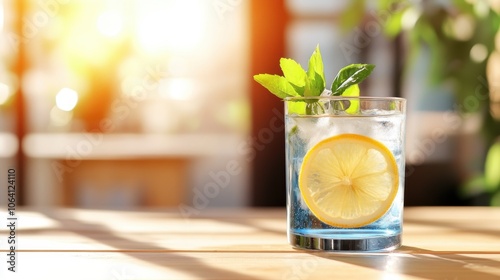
[330,64,375,96]
[254,45,326,98]
[305,46,325,96]
[253,45,375,101]
[251,74,299,99]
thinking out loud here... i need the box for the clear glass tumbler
[285,96,406,251]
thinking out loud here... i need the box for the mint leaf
[343,84,359,97]
[280,58,306,96]
[253,46,375,109]
[280,58,306,87]
[253,74,299,98]
[305,71,325,97]
[343,85,360,114]
[305,101,325,115]
[330,64,375,96]
[306,45,325,96]
[330,85,359,114]
[286,99,307,115]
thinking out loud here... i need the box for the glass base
[289,232,401,252]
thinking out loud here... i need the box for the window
[2,0,251,208]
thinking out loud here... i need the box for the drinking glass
[285,96,406,251]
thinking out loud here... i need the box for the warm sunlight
[159,78,196,101]
[50,106,73,127]
[0,83,10,105]
[55,87,79,112]
[97,10,124,37]
[0,1,4,32]
[135,0,207,54]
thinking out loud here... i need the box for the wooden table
[1,207,499,279]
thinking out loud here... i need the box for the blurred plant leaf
[384,10,404,37]
[451,0,476,13]
[378,0,413,36]
[365,0,500,205]
[460,175,487,198]
[491,191,500,206]
[485,141,500,192]
[339,0,366,31]
[377,0,401,11]
[414,19,446,84]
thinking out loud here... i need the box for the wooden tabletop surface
[1,207,499,280]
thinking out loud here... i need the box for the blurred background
[0,0,499,210]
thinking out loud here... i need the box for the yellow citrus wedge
[299,133,399,228]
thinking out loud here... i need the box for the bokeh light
[470,43,488,63]
[97,11,124,37]
[0,83,10,105]
[451,14,475,41]
[159,78,196,101]
[55,87,79,111]
[50,106,73,127]
[0,1,4,32]
[135,0,206,53]
[401,8,419,31]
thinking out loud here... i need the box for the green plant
[253,46,374,99]
[253,46,374,115]
[342,0,500,205]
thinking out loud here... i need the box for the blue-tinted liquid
[285,115,405,250]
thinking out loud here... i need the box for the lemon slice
[299,133,399,228]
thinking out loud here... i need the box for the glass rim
[283,96,406,102]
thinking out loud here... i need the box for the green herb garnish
[253,45,374,101]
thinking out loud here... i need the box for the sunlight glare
[55,88,79,111]
[168,57,189,76]
[159,78,195,100]
[136,0,206,53]
[0,83,10,105]
[50,106,73,126]
[401,8,419,31]
[0,2,4,32]
[97,11,124,37]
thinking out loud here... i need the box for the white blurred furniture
[23,133,245,208]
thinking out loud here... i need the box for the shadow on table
[36,211,261,280]
[404,216,500,238]
[304,212,500,280]
[310,246,500,280]
[6,208,500,279]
